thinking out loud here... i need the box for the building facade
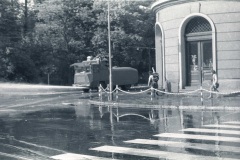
[152,0,240,92]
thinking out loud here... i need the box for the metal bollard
[116,85,119,102]
[99,84,102,101]
[151,86,153,101]
[116,107,119,122]
[106,84,111,101]
[200,86,203,105]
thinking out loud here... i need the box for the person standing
[148,71,159,96]
[208,70,219,98]
[148,71,154,87]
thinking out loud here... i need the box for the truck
[70,56,138,92]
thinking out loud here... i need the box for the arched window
[186,17,212,34]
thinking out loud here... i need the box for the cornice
[151,0,240,12]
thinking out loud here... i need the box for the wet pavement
[0,83,239,159]
[90,85,240,110]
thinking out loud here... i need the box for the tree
[92,0,155,69]
[41,64,56,85]
[1,0,155,85]
[32,0,96,84]
[0,0,23,81]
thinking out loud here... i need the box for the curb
[89,100,240,111]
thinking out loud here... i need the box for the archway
[179,14,216,89]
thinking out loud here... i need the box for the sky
[18,0,35,6]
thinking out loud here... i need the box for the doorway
[183,16,213,87]
[186,40,212,86]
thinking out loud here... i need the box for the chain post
[151,86,153,101]
[200,67,203,105]
[200,86,203,105]
[117,106,119,122]
[99,84,102,101]
[116,85,119,102]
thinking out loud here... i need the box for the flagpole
[108,0,113,101]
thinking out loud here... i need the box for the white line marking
[154,133,240,142]
[124,139,240,153]
[51,153,118,160]
[181,128,240,135]
[204,124,240,129]
[0,151,29,160]
[223,122,240,125]
[90,146,238,160]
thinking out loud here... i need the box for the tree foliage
[0,0,22,81]
[0,0,155,85]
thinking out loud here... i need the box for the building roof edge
[151,0,239,12]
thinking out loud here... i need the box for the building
[151,0,240,92]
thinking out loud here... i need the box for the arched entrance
[179,14,216,89]
[185,17,212,86]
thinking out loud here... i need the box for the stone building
[151,0,240,92]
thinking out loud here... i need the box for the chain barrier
[117,86,152,95]
[99,84,117,94]
[152,88,240,96]
[99,85,151,95]
[98,84,240,98]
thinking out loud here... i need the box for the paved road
[0,83,93,159]
[53,121,240,160]
[0,83,90,116]
[0,83,239,160]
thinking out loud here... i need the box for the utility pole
[24,0,28,35]
[148,49,151,72]
[108,0,113,101]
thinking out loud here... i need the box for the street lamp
[108,0,113,101]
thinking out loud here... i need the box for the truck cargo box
[112,67,138,86]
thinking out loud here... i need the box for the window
[186,17,211,34]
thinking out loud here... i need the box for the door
[186,41,212,86]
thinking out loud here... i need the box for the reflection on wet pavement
[0,103,239,159]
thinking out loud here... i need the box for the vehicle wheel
[83,89,89,93]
